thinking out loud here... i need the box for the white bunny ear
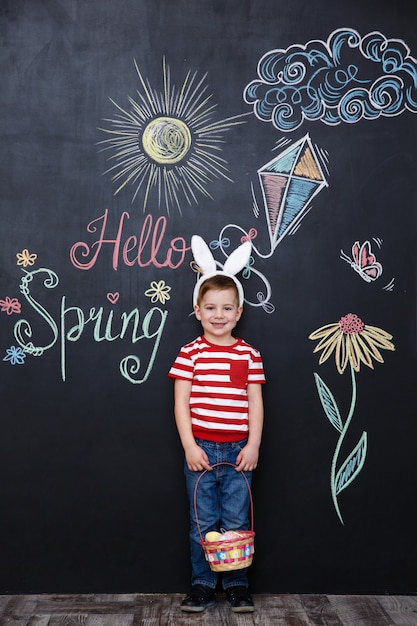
[191,235,217,275]
[223,240,252,276]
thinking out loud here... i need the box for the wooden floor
[1,593,417,626]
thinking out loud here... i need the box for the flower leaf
[313,373,343,432]
[335,431,367,496]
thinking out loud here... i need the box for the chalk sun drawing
[98,58,249,215]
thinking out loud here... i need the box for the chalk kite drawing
[258,134,328,248]
[207,134,329,311]
[244,27,417,132]
[98,58,249,214]
[309,313,395,524]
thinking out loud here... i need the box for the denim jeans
[184,438,252,590]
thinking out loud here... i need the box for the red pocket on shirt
[230,360,249,387]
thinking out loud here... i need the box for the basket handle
[193,461,254,543]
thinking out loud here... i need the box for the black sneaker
[180,584,216,612]
[225,586,255,613]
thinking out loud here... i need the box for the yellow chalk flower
[144,280,171,305]
[309,313,395,375]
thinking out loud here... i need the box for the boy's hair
[196,275,240,306]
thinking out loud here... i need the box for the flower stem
[330,360,357,524]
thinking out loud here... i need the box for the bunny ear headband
[191,235,252,307]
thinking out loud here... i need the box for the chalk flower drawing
[0,296,21,315]
[98,57,248,214]
[309,313,395,524]
[310,313,394,374]
[16,249,37,267]
[145,280,171,305]
[3,345,26,365]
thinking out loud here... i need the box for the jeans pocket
[231,439,248,462]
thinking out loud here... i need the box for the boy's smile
[194,287,242,345]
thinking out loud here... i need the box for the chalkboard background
[1,0,416,594]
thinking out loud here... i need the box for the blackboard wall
[1,0,416,594]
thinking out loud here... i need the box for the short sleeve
[168,348,194,380]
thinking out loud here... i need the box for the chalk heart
[107,292,120,304]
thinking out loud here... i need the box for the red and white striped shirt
[168,336,265,442]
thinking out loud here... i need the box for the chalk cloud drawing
[98,57,249,214]
[244,27,417,132]
[309,313,395,524]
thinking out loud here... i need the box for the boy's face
[194,287,242,345]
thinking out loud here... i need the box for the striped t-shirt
[168,336,265,442]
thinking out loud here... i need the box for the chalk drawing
[3,345,26,366]
[207,134,328,310]
[16,249,37,268]
[244,27,417,132]
[340,240,383,283]
[144,280,172,305]
[309,312,395,524]
[98,57,250,214]
[0,297,21,315]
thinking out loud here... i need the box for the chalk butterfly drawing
[340,240,382,283]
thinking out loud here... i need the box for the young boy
[169,237,265,613]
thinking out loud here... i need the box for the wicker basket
[193,462,255,572]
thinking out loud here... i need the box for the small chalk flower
[144,280,171,304]
[0,296,21,315]
[3,345,26,365]
[16,249,37,267]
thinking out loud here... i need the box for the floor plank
[299,594,344,625]
[327,595,395,626]
[377,595,417,626]
[1,593,417,626]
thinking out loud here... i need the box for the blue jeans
[184,438,252,590]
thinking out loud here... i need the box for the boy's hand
[185,444,212,472]
[235,444,259,472]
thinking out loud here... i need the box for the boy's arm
[174,378,212,471]
[235,383,264,472]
